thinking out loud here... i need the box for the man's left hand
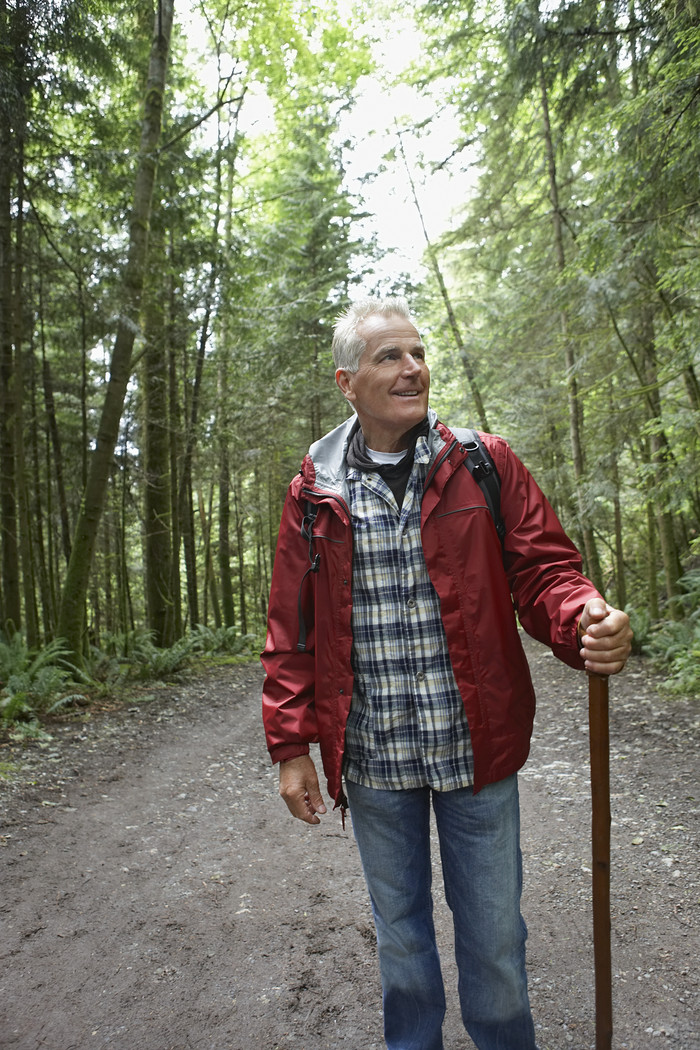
[578,599,633,676]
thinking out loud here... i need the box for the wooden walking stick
[588,671,613,1050]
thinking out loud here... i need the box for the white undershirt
[365,447,407,466]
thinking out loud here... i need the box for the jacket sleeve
[261,478,320,764]
[486,434,602,669]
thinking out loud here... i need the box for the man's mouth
[393,391,420,397]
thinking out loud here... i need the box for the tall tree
[142,228,175,647]
[0,0,27,633]
[57,0,176,661]
[416,0,699,615]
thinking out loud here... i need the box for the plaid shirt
[343,434,474,791]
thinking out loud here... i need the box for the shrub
[188,624,257,656]
[645,570,700,696]
[0,635,88,727]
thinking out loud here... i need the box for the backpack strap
[450,427,506,545]
[297,501,320,652]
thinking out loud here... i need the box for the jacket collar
[303,408,449,497]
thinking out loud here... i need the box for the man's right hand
[279,755,327,825]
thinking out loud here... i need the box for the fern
[135,636,195,679]
[189,624,256,655]
[0,633,87,727]
[645,570,700,696]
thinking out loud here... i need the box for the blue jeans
[345,775,537,1050]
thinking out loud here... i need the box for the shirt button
[407,598,416,609]
[416,671,426,683]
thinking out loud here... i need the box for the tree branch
[158,76,246,154]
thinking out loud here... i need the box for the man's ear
[336,368,355,401]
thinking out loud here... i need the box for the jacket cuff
[269,742,310,765]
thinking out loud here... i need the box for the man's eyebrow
[371,341,426,354]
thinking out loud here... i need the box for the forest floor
[0,635,698,1050]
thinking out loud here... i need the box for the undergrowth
[1,626,259,736]
[632,568,700,697]
[0,635,89,739]
[643,571,700,696]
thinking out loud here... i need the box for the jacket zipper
[295,486,352,653]
[423,437,465,493]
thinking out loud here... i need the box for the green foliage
[0,623,259,735]
[626,605,653,656]
[88,625,258,681]
[0,760,20,781]
[415,0,699,614]
[0,635,87,727]
[2,0,697,720]
[91,629,195,680]
[645,571,700,696]
[7,721,55,744]
[133,636,197,679]
[188,625,257,656]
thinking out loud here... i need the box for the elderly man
[262,296,631,1050]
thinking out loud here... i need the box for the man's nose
[402,353,421,374]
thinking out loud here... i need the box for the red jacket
[262,414,600,805]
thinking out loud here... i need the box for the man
[262,296,632,1050]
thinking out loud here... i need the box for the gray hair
[332,296,415,372]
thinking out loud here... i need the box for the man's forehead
[359,313,423,347]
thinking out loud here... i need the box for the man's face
[335,313,430,452]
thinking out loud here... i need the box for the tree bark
[13,119,39,647]
[198,487,221,628]
[167,301,183,639]
[216,109,245,631]
[0,0,23,633]
[143,232,175,648]
[41,353,72,566]
[57,0,175,661]
[29,339,53,639]
[635,301,683,617]
[177,277,212,631]
[217,359,236,628]
[233,472,247,634]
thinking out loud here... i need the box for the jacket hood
[304,407,444,495]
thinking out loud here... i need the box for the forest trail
[0,638,698,1050]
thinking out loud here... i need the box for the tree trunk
[177,283,213,631]
[143,233,175,647]
[182,479,198,629]
[118,434,135,637]
[645,473,659,621]
[13,123,39,647]
[198,487,221,629]
[56,0,175,661]
[611,463,627,610]
[30,347,54,639]
[15,342,39,646]
[233,472,247,634]
[635,301,683,616]
[0,0,22,634]
[103,510,115,636]
[540,67,603,591]
[216,112,244,631]
[168,305,183,639]
[217,358,236,628]
[41,351,72,566]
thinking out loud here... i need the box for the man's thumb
[583,598,608,629]
[310,792,327,814]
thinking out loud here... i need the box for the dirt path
[0,638,698,1050]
